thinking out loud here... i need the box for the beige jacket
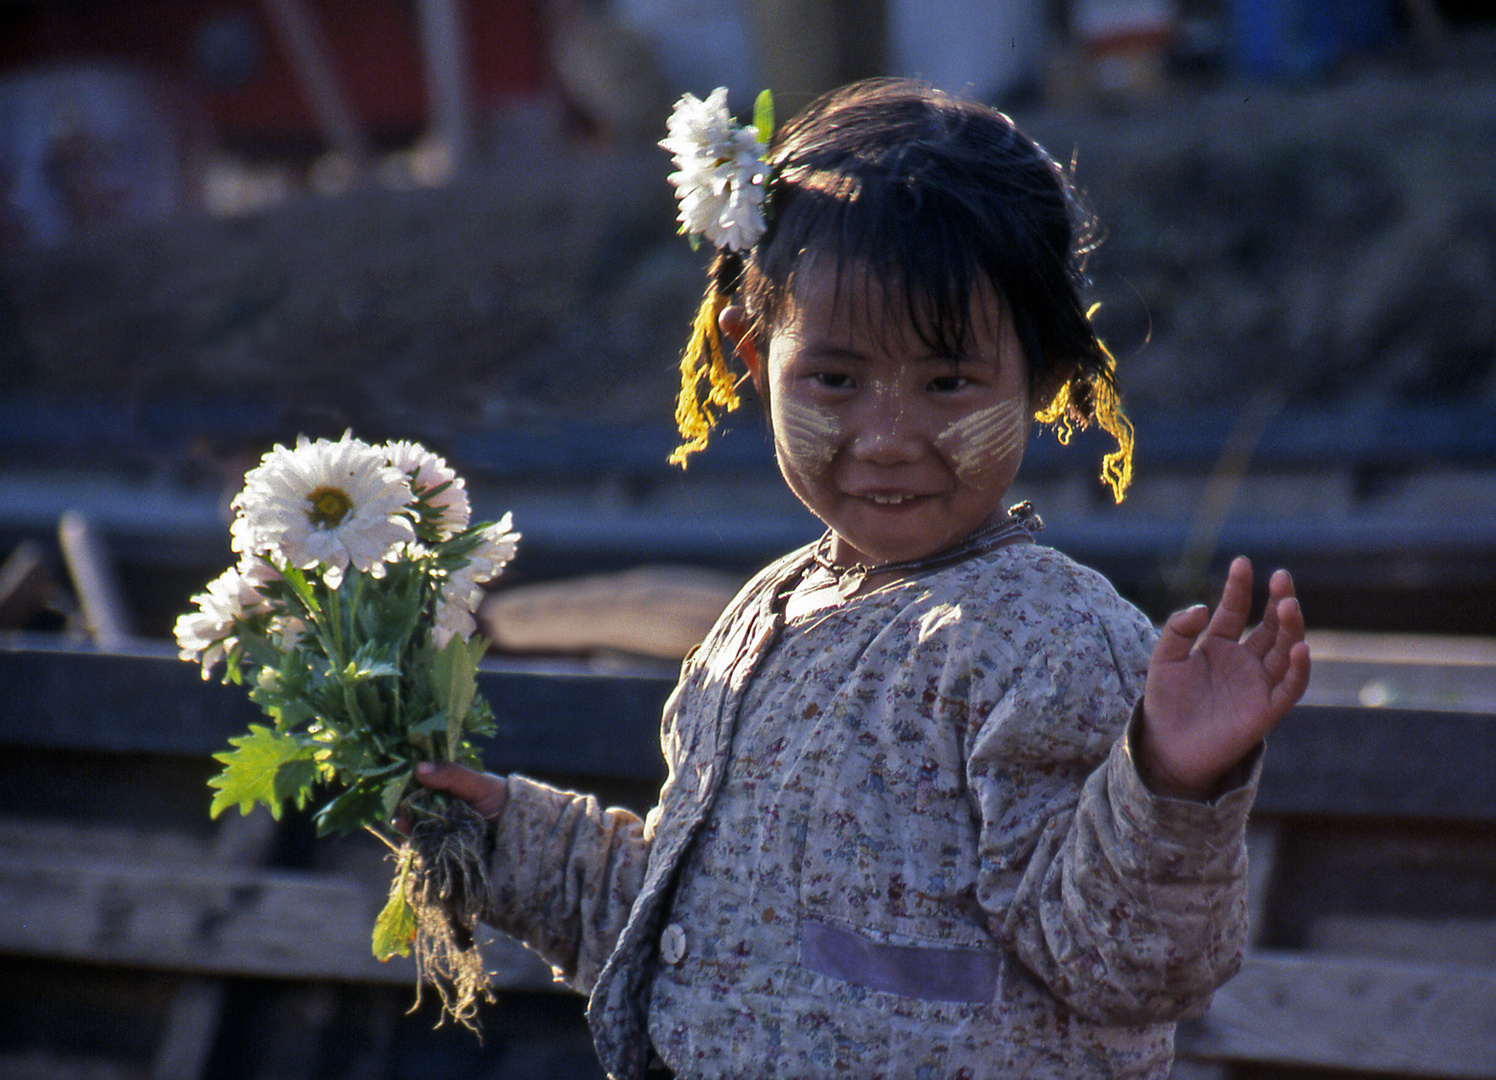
[480,538,1259,1079]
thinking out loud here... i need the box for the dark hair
[673,78,1133,497]
[724,78,1107,404]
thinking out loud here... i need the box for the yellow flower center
[305,485,354,528]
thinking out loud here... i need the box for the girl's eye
[928,375,970,393]
[811,372,854,390]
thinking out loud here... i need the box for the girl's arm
[991,559,1308,1024]
[415,761,651,994]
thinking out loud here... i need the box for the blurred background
[1,1,1494,1078]
[1,0,1494,636]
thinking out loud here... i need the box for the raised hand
[1139,556,1310,799]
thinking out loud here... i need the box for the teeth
[869,494,910,505]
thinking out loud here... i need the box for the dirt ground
[1,28,1494,461]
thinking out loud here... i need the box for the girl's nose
[850,388,923,464]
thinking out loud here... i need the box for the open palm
[1139,557,1311,799]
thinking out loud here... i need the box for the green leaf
[380,772,411,823]
[430,633,479,760]
[208,725,318,820]
[372,848,417,960]
[277,563,320,615]
[313,778,386,835]
[753,88,774,144]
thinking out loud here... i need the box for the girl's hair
[670,77,1133,500]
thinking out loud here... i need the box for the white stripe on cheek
[777,398,843,470]
[936,400,1028,480]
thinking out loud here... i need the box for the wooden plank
[5,640,1496,819]
[149,812,281,1080]
[415,0,473,173]
[1179,949,1496,1078]
[259,0,369,175]
[0,850,556,991]
[0,640,674,781]
[0,1051,139,1080]
[149,980,226,1080]
[1303,631,1496,713]
[0,539,55,629]
[1313,916,1496,966]
[57,510,132,649]
[1253,705,1496,822]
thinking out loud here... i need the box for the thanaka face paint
[759,262,1032,568]
[775,397,843,472]
[935,398,1029,482]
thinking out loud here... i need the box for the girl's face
[738,261,1032,568]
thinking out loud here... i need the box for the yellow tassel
[1033,338,1135,503]
[668,289,740,467]
[1091,373,1135,503]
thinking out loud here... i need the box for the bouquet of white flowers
[174,431,518,1028]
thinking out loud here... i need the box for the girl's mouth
[857,491,927,508]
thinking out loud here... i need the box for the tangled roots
[405,798,495,1030]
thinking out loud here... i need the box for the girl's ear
[719,304,763,389]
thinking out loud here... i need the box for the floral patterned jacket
[478,537,1259,1079]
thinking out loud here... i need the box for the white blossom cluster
[175,432,518,677]
[660,87,770,253]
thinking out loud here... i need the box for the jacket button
[660,923,687,965]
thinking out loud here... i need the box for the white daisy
[231,432,415,587]
[462,513,520,585]
[661,87,769,252]
[430,516,519,646]
[383,439,471,537]
[174,564,266,677]
[432,584,479,648]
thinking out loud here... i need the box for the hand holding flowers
[174,431,518,1028]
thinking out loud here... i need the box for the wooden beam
[0,848,556,991]
[57,510,132,649]
[150,812,281,1080]
[0,640,674,780]
[415,0,473,176]
[1178,949,1496,1078]
[1252,705,1496,823]
[5,641,1496,821]
[259,0,369,173]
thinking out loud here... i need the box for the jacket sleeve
[474,661,701,993]
[478,773,652,994]
[969,621,1260,1025]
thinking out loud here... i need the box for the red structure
[0,0,548,144]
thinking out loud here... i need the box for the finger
[1204,555,1254,641]
[1153,604,1210,664]
[414,761,506,817]
[1267,637,1312,722]
[1244,568,1299,659]
[1263,592,1307,672]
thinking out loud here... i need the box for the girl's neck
[785,503,1041,620]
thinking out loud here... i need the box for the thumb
[414,761,507,819]
[1153,604,1209,664]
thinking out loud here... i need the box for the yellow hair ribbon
[1033,331,1135,503]
[1091,370,1135,503]
[668,289,740,467]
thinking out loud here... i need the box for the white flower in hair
[661,86,771,253]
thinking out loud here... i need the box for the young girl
[417,79,1309,1079]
